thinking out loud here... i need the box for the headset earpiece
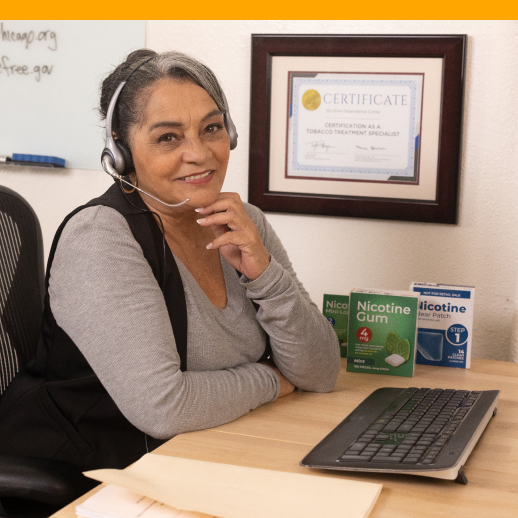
[224,113,238,150]
[101,138,125,176]
[101,138,133,177]
[117,141,135,175]
[220,90,238,150]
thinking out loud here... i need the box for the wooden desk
[53,358,518,517]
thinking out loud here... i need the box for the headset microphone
[101,155,190,208]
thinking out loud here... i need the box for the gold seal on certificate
[302,89,321,111]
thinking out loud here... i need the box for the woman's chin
[179,183,224,209]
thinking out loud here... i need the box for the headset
[100,55,238,208]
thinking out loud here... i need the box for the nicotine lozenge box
[347,289,419,377]
[410,283,475,369]
[323,294,349,358]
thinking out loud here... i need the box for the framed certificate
[248,35,467,224]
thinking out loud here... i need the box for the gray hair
[99,49,226,146]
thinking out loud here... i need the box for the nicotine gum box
[410,283,475,369]
[347,289,419,378]
[323,294,349,358]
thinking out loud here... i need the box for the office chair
[0,185,96,517]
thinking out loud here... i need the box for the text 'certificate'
[286,72,424,183]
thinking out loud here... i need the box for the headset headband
[102,56,155,174]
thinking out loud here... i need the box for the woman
[0,49,340,471]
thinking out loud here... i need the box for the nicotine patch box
[323,294,349,358]
[346,289,419,378]
[410,283,475,369]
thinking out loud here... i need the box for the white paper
[76,484,213,518]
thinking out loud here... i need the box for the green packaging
[323,294,349,358]
[346,289,419,377]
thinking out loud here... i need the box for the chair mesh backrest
[0,186,44,395]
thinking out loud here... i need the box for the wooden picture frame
[248,34,466,224]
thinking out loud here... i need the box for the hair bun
[124,49,157,70]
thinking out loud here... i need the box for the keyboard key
[364,448,381,454]
[347,443,366,451]
[410,447,427,454]
[402,457,420,464]
[368,423,386,431]
[340,455,363,461]
[404,453,422,460]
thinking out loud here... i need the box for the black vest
[0,184,191,470]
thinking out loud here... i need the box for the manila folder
[84,453,382,518]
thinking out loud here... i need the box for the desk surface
[53,358,518,518]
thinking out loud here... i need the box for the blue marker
[7,154,65,167]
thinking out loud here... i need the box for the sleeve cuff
[239,255,288,301]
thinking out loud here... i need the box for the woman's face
[129,78,230,211]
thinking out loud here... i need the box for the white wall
[1,20,517,362]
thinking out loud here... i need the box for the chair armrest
[0,455,98,507]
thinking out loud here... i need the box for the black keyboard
[301,387,499,484]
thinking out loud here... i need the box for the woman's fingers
[196,194,256,236]
[205,226,252,250]
[195,192,242,216]
[205,229,271,280]
[204,220,270,281]
[196,192,271,280]
[196,211,240,230]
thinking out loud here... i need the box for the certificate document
[286,72,424,183]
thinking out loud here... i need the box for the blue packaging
[410,283,475,369]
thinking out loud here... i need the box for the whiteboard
[0,20,145,170]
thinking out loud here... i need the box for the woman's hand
[195,193,271,281]
[261,363,295,399]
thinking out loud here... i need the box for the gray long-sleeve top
[49,202,340,440]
